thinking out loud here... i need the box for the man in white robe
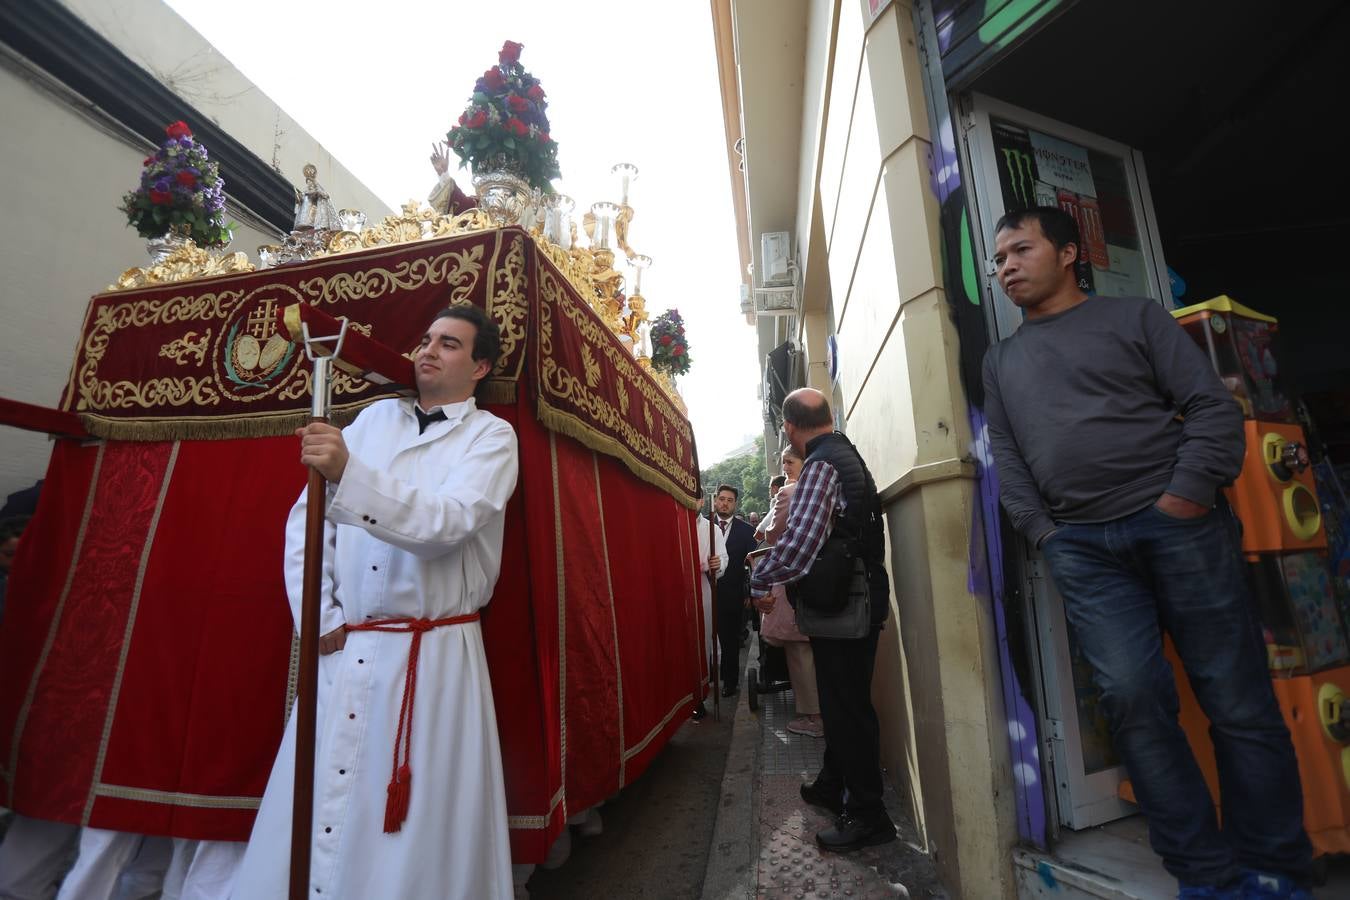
[232,305,518,900]
[691,512,727,721]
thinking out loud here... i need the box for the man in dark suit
[712,484,756,696]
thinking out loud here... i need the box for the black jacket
[715,516,757,606]
[803,432,890,626]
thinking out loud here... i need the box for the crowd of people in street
[697,386,897,853]
[0,207,1323,899]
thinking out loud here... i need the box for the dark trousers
[716,594,744,689]
[1042,502,1311,887]
[810,627,885,820]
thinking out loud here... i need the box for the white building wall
[0,0,391,501]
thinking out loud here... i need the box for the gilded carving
[109,242,254,292]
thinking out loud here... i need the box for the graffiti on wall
[919,2,1052,848]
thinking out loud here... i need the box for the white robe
[233,397,518,900]
[696,515,728,671]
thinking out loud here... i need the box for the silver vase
[472,159,530,228]
[146,232,190,265]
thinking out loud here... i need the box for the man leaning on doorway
[982,206,1313,900]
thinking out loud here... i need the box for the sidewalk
[702,641,947,899]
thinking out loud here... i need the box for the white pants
[0,818,238,900]
[163,840,243,900]
[55,827,171,900]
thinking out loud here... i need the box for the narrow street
[527,704,735,898]
[528,641,947,899]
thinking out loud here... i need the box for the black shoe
[815,813,897,854]
[690,702,707,722]
[799,781,844,816]
[721,684,738,698]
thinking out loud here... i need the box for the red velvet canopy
[0,227,707,862]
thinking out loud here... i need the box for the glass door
[961,93,1171,830]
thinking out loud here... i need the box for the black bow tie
[415,408,447,434]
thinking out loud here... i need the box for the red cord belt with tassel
[344,611,481,833]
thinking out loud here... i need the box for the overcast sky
[165,0,764,465]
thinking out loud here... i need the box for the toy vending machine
[1165,296,1350,855]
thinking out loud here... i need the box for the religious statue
[428,141,477,216]
[293,164,339,233]
[622,291,648,339]
[614,203,635,259]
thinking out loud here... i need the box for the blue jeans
[1041,502,1312,886]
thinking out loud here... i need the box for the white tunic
[233,397,519,900]
[696,514,728,667]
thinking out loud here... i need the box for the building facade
[716,0,1350,896]
[0,0,391,500]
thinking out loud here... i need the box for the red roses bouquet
[119,121,231,247]
[649,309,691,377]
[446,41,561,191]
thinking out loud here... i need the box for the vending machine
[1140,296,1350,856]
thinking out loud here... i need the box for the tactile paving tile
[758,683,826,777]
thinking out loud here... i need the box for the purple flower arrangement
[446,41,562,191]
[120,121,231,247]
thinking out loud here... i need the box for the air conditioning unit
[738,283,754,315]
[753,285,798,317]
[760,231,792,286]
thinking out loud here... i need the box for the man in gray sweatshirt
[982,207,1311,900]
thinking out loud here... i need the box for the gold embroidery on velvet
[295,246,485,306]
[489,235,528,379]
[582,345,601,388]
[534,270,696,501]
[158,329,211,366]
[71,246,487,419]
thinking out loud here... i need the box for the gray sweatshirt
[982,295,1245,546]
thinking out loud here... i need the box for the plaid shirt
[749,460,841,598]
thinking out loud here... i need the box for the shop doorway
[963,92,1174,830]
[951,0,1350,845]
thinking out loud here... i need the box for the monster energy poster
[993,121,1039,212]
[992,119,1094,293]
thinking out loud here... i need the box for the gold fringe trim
[76,405,367,442]
[536,398,700,510]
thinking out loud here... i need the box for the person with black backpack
[749,388,895,853]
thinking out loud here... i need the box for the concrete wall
[0,62,277,501]
[797,2,1018,895]
[58,0,388,219]
[0,0,390,502]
